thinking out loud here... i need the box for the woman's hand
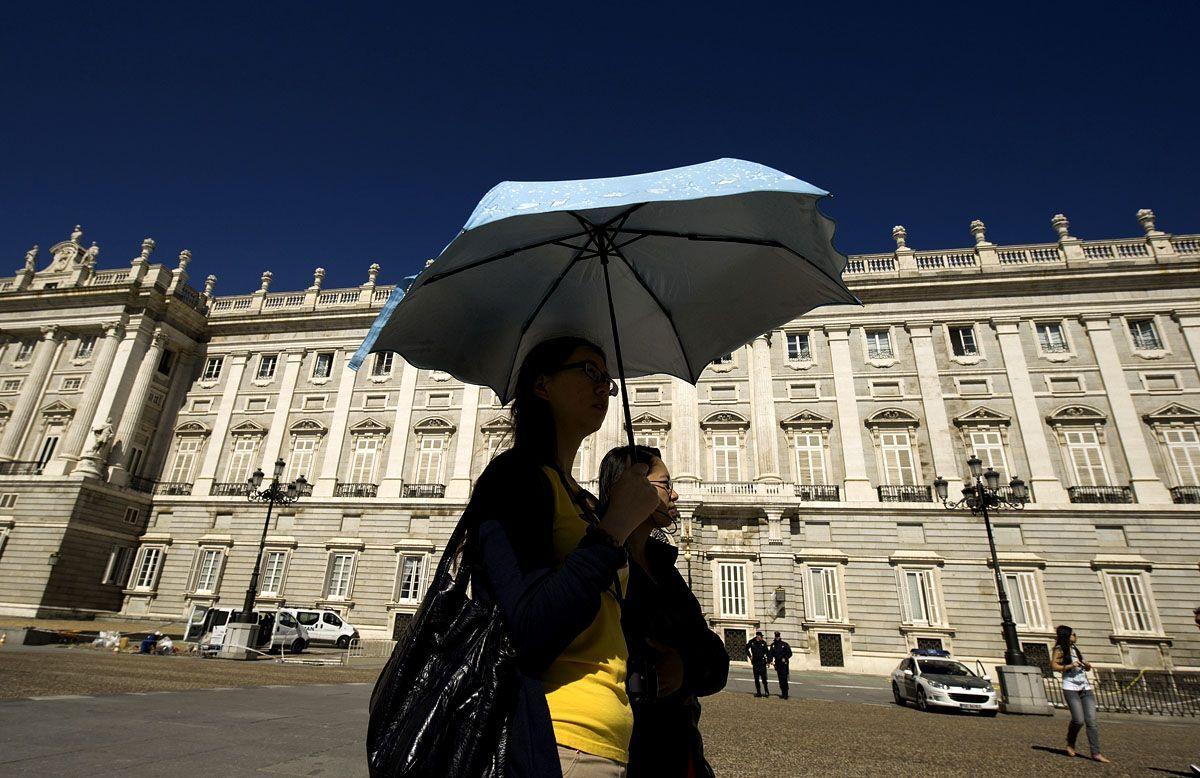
[598,463,659,544]
[647,637,684,698]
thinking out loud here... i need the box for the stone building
[1,213,1198,676]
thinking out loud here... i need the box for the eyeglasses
[557,361,618,396]
[650,479,673,493]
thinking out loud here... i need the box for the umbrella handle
[599,244,637,454]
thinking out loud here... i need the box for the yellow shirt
[541,466,633,764]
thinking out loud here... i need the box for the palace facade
[1,212,1199,675]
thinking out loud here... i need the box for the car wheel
[981,710,999,718]
[336,635,351,650]
[892,682,906,706]
[916,688,930,712]
[290,638,306,654]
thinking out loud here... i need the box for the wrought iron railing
[128,474,156,493]
[678,481,790,496]
[154,481,193,496]
[0,461,42,476]
[336,482,379,497]
[1067,486,1133,504]
[1043,670,1200,717]
[1170,486,1200,504]
[402,483,445,498]
[877,484,933,503]
[211,482,251,497]
[794,484,840,501]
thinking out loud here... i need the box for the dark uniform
[745,635,771,696]
[769,636,793,699]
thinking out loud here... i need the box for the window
[786,332,811,360]
[157,349,173,376]
[61,377,82,391]
[288,437,318,481]
[1141,373,1179,392]
[225,437,260,482]
[969,429,1008,475]
[259,551,288,596]
[363,395,387,410]
[880,431,917,485]
[190,398,213,414]
[1036,322,1069,353]
[711,433,742,481]
[1,379,20,392]
[0,493,17,508]
[1163,427,1200,486]
[633,387,660,404]
[571,438,592,482]
[312,352,333,379]
[1048,376,1083,394]
[1105,573,1157,634]
[372,351,394,377]
[957,379,990,396]
[102,546,135,586]
[256,354,278,380]
[168,438,201,483]
[191,548,224,595]
[131,547,164,591]
[1128,318,1163,351]
[202,357,223,381]
[793,432,826,485]
[788,382,819,400]
[710,385,736,402]
[415,436,445,483]
[75,335,96,359]
[1063,429,1109,486]
[245,397,268,412]
[36,434,60,469]
[865,329,893,359]
[712,353,734,365]
[427,393,450,409]
[717,561,748,617]
[324,552,357,600]
[302,396,327,411]
[948,325,978,356]
[806,567,841,621]
[15,338,36,361]
[123,507,141,526]
[899,568,941,626]
[871,380,901,399]
[349,437,380,483]
[634,432,662,451]
[395,554,426,602]
[1003,571,1046,630]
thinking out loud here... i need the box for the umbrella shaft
[598,243,637,454]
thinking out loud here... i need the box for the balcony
[0,461,42,476]
[128,474,156,494]
[794,484,840,501]
[211,482,250,497]
[336,482,379,498]
[402,483,445,498]
[878,484,933,503]
[1067,486,1133,504]
[1169,486,1200,505]
[154,481,194,496]
[677,481,791,496]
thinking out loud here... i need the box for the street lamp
[932,457,1029,666]
[240,458,306,622]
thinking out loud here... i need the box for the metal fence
[346,638,397,661]
[1043,669,1200,717]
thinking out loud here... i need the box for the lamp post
[932,455,1028,666]
[240,458,306,622]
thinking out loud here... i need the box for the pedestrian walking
[746,631,772,697]
[769,632,793,699]
[1050,625,1110,764]
[597,444,728,778]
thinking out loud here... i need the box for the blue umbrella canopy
[354,158,857,426]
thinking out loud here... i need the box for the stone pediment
[0,402,9,417]
[229,419,268,435]
[480,414,513,433]
[174,420,211,436]
[1143,402,1200,426]
[864,407,920,428]
[630,412,670,431]
[40,400,74,419]
[1047,404,1107,426]
[780,409,833,429]
[349,417,391,435]
[413,415,454,434]
[288,418,327,436]
[953,406,1011,427]
[700,410,749,430]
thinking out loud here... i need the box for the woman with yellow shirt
[467,336,662,777]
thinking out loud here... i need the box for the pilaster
[0,325,62,460]
[379,356,419,497]
[314,351,358,497]
[907,323,960,480]
[447,384,480,499]
[826,328,873,500]
[193,351,250,495]
[748,333,781,481]
[259,350,306,470]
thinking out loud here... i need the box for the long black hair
[596,445,661,516]
[510,336,607,466]
[1054,624,1082,665]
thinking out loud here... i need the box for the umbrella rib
[421,229,591,286]
[612,227,854,301]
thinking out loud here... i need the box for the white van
[281,608,359,649]
[188,607,309,654]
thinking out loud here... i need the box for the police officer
[769,632,793,699]
[745,631,771,697]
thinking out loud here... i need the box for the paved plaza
[2,649,1197,776]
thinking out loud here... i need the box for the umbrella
[352,158,858,452]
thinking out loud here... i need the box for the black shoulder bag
[366,516,517,777]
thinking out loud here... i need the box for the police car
[890,649,999,716]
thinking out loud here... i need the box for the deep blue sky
[2,2,1196,295]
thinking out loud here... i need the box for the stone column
[601,383,625,457]
[193,352,250,495]
[748,333,782,481]
[314,351,358,497]
[107,329,167,486]
[1082,316,1171,503]
[826,328,873,501]
[47,320,126,474]
[447,384,480,499]
[0,325,62,461]
[259,350,305,470]
[1175,311,1200,369]
[992,319,1068,503]
[672,378,701,482]
[379,357,419,497]
[907,323,961,480]
[143,348,199,481]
